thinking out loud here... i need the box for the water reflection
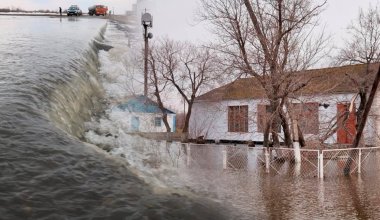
[122,139,380,219]
[68,17,79,22]
[347,176,371,219]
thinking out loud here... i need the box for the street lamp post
[141,11,153,96]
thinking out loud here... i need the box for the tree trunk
[271,118,280,148]
[263,122,271,147]
[270,99,281,148]
[181,101,193,142]
[356,91,367,130]
[153,91,171,133]
[297,124,306,147]
[279,109,293,147]
[162,112,171,133]
[344,65,380,175]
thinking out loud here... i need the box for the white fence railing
[123,137,380,179]
[320,147,380,178]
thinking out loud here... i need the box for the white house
[189,63,380,146]
[115,95,176,133]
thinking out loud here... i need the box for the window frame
[154,117,162,127]
[228,105,249,133]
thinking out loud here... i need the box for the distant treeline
[0,7,57,13]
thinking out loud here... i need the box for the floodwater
[1,15,380,220]
[0,16,231,219]
[103,137,380,219]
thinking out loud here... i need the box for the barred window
[228,105,248,132]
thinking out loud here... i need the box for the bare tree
[147,43,172,132]
[200,0,327,147]
[150,39,220,141]
[336,6,380,174]
[337,5,380,130]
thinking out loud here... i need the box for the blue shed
[115,95,176,132]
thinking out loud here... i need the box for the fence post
[317,150,320,178]
[222,147,227,169]
[186,144,191,167]
[265,147,270,173]
[358,149,362,174]
[319,151,324,179]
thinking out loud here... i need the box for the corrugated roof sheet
[116,95,175,114]
[196,63,380,102]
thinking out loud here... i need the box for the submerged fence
[184,145,321,178]
[131,139,380,179]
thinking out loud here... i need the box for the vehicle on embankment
[67,5,82,16]
[88,5,108,16]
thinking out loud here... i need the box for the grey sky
[0,0,135,14]
[142,0,378,46]
[1,0,378,59]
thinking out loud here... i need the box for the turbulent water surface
[0,16,231,219]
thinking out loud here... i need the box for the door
[337,103,356,144]
[131,116,140,132]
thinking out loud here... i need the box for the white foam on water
[84,20,187,191]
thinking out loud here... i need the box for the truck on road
[88,5,108,16]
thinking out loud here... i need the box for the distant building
[189,63,380,146]
[115,95,176,132]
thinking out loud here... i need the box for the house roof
[196,63,380,102]
[116,95,175,114]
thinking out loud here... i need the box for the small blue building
[115,95,176,132]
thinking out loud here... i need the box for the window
[291,103,319,135]
[154,117,162,127]
[131,116,140,131]
[228,105,248,132]
[257,104,281,133]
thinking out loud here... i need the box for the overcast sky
[0,0,135,14]
[142,0,379,66]
[140,0,379,44]
[1,0,378,53]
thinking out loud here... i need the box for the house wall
[130,113,175,132]
[190,93,379,145]
[189,99,272,142]
[372,88,380,145]
[110,111,176,132]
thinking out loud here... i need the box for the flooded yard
[109,136,380,219]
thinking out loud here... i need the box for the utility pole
[141,10,153,96]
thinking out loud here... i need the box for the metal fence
[125,138,380,179]
[320,147,380,178]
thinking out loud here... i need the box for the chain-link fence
[122,136,380,179]
[259,148,320,178]
[321,147,380,178]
